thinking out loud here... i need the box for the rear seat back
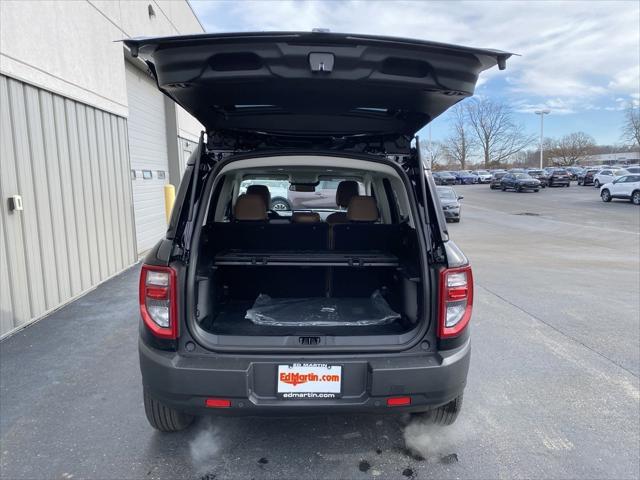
[332,224,404,252]
[207,222,329,252]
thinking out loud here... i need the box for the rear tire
[632,191,640,205]
[534,189,539,192]
[601,189,611,203]
[594,179,600,188]
[143,390,194,432]
[411,395,463,426]
[501,186,506,191]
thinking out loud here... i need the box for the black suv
[547,169,571,187]
[500,173,541,192]
[125,32,510,432]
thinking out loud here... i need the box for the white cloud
[190,0,640,112]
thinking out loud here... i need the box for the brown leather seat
[246,185,271,210]
[326,181,359,225]
[346,196,379,222]
[234,194,267,221]
[291,211,321,223]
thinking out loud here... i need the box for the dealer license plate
[277,364,342,398]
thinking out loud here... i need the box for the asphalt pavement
[1,183,639,480]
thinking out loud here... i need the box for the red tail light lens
[438,265,473,339]
[205,398,231,408]
[139,265,177,339]
[387,396,411,407]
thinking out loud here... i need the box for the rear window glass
[437,188,457,199]
[239,178,364,212]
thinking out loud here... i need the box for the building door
[125,61,169,254]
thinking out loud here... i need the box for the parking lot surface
[1,184,638,480]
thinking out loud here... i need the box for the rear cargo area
[194,221,423,337]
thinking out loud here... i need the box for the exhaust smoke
[402,416,462,463]
[189,419,221,474]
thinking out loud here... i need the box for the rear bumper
[139,338,470,416]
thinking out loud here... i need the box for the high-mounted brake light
[139,265,178,339]
[438,265,473,339]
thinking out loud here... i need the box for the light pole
[534,110,550,169]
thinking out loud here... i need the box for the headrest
[335,180,359,208]
[246,185,271,209]
[234,194,267,221]
[292,212,321,224]
[346,196,378,222]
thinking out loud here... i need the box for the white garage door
[126,62,169,254]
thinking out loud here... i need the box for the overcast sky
[189,0,640,146]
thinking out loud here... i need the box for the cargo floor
[201,300,411,336]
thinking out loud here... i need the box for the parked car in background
[436,186,463,222]
[508,168,527,174]
[473,170,492,183]
[593,168,629,188]
[527,169,549,187]
[500,173,541,192]
[565,166,583,180]
[432,171,457,185]
[599,174,640,205]
[625,166,640,174]
[452,171,478,184]
[577,168,599,186]
[490,171,507,189]
[547,168,571,187]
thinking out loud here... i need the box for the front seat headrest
[335,180,359,208]
[347,196,379,222]
[234,194,267,221]
[246,185,271,210]
[292,212,321,224]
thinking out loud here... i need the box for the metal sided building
[0,1,204,337]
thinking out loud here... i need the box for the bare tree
[621,106,640,147]
[442,104,476,169]
[421,141,446,168]
[465,98,536,168]
[547,132,596,165]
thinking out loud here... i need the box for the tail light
[438,265,473,339]
[139,265,178,339]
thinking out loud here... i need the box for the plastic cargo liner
[245,290,400,327]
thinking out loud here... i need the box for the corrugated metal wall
[0,74,137,337]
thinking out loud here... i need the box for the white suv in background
[600,174,640,205]
[593,168,629,188]
[473,170,492,183]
